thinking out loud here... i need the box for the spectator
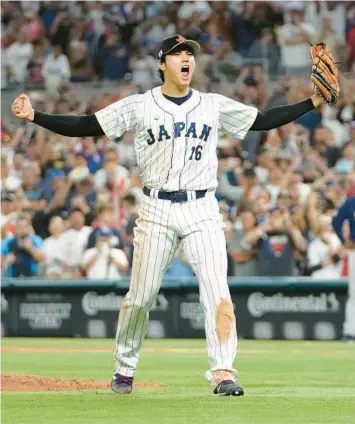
[68,153,90,183]
[94,148,129,192]
[266,159,292,203]
[242,206,308,276]
[313,126,342,167]
[307,215,342,277]
[210,40,243,83]
[60,208,92,277]
[1,157,22,191]
[177,1,212,22]
[334,142,355,174]
[23,9,43,42]
[254,146,272,184]
[279,6,316,76]
[42,44,71,91]
[3,30,33,84]
[48,6,72,55]
[68,21,92,82]
[22,166,44,205]
[42,215,66,278]
[248,28,280,78]
[87,204,125,250]
[1,190,18,239]
[1,215,46,277]
[8,149,27,182]
[217,157,245,203]
[66,178,97,226]
[129,47,159,91]
[81,226,129,279]
[305,1,346,48]
[228,210,258,276]
[103,31,130,81]
[142,15,176,51]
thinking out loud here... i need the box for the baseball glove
[310,43,339,107]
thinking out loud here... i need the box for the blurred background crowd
[1,0,355,280]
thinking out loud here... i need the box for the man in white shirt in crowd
[42,44,71,92]
[279,6,317,76]
[129,47,160,92]
[4,30,33,84]
[60,208,92,277]
[1,159,22,192]
[81,226,129,280]
[94,148,129,191]
[43,215,66,278]
[308,215,342,278]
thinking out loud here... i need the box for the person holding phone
[1,215,46,277]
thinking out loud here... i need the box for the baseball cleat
[213,379,244,397]
[111,372,134,394]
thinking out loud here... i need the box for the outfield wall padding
[1,278,347,340]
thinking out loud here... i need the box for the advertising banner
[1,279,347,340]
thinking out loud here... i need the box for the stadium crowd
[1,1,355,280]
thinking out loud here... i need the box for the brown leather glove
[310,43,340,107]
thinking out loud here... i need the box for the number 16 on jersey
[189,145,203,161]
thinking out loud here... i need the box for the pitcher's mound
[1,373,160,392]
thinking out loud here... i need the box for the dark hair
[157,55,166,82]
[69,207,85,216]
[123,194,136,206]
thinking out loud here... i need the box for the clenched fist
[11,93,34,121]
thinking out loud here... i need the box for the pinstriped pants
[114,191,238,378]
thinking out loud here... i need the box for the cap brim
[164,40,200,56]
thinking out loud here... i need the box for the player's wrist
[311,94,324,108]
[28,108,35,122]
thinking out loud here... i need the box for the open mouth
[181,65,189,79]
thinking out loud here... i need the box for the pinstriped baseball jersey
[95,87,258,191]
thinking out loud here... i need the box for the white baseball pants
[114,191,238,383]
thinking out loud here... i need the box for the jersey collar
[151,86,201,116]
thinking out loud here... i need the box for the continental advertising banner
[0,279,347,340]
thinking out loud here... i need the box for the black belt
[143,186,207,203]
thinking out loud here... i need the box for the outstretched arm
[250,94,323,131]
[12,93,105,137]
[32,111,104,137]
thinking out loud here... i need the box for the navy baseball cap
[98,226,112,237]
[156,35,200,60]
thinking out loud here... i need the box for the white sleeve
[95,95,142,140]
[214,94,258,140]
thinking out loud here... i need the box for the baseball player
[332,189,355,343]
[12,35,339,396]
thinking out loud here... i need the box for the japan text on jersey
[146,121,212,145]
[95,87,258,192]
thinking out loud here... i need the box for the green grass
[2,338,355,424]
